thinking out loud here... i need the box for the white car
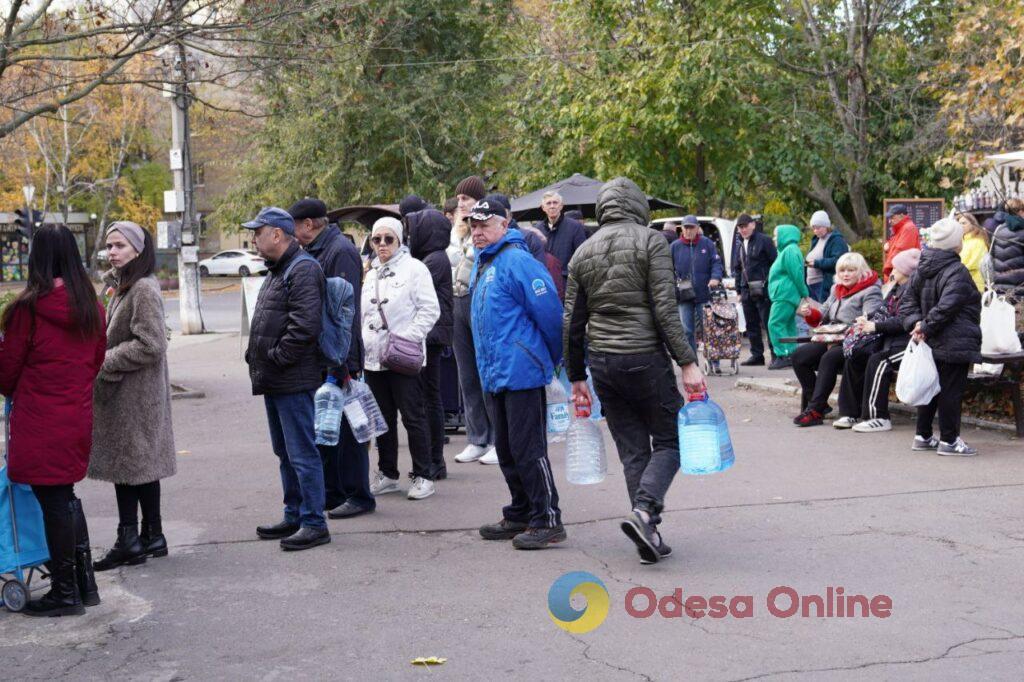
[198,250,268,277]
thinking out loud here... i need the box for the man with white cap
[805,210,849,302]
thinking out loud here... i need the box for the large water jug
[342,380,389,444]
[586,369,603,422]
[565,399,607,484]
[678,392,735,475]
[546,378,571,442]
[314,376,345,446]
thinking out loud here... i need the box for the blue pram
[1,399,50,613]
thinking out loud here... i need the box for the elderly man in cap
[289,198,375,519]
[537,191,588,287]
[467,198,566,550]
[671,214,723,366]
[883,203,921,280]
[243,207,329,551]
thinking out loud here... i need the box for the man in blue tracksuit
[670,215,724,359]
[467,198,566,550]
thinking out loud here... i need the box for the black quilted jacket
[899,248,982,364]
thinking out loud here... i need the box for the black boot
[70,499,100,607]
[93,524,147,572]
[140,516,168,559]
[25,503,84,617]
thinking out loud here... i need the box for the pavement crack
[568,633,654,681]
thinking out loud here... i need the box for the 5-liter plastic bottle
[314,376,345,446]
[546,378,571,442]
[565,398,607,484]
[678,392,735,475]
[342,379,389,444]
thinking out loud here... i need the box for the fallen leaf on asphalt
[411,657,447,666]
[177,450,191,456]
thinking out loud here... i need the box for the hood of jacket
[596,177,650,228]
[32,281,77,330]
[406,209,451,259]
[478,227,528,263]
[916,247,961,279]
[521,228,547,263]
[775,224,802,250]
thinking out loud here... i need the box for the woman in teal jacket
[767,224,808,368]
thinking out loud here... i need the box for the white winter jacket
[361,247,440,372]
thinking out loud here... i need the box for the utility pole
[169,41,204,334]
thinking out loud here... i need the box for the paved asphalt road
[3,333,1024,680]
[164,280,245,333]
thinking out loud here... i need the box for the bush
[851,238,884,275]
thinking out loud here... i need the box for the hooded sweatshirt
[407,209,454,347]
[768,224,808,306]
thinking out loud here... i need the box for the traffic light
[13,209,43,239]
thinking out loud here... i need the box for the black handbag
[676,244,697,303]
[740,242,766,301]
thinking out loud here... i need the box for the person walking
[767,224,808,370]
[671,214,724,366]
[244,207,329,551]
[731,214,777,366]
[900,218,982,456]
[407,208,455,480]
[804,210,849,302]
[466,199,566,550]
[448,176,496,464]
[0,225,106,616]
[362,217,441,500]
[564,177,706,565]
[290,198,376,520]
[882,204,921,280]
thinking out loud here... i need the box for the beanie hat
[399,194,429,217]
[371,216,403,245]
[106,221,147,255]
[923,218,962,252]
[891,248,921,277]
[455,175,486,201]
[809,210,831,228]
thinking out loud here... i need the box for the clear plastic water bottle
[342,380,389,444]
[586,369,603,422]
[678,392,735,475]
[565,399,606,484]
[315,376,345,446]
[546,378,571,442]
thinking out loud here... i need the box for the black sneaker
[620,511,660,564]
[280,527,331,551]
[479,519,529,541]
[768,357,792,370]
[740,356,765,366]
[511,525,567,549]
[256,520,299,540]
[327,502,373,519]
[639,532,673,565]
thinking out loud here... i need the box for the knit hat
[923,218,962,252]
[106,221,147,255]
[891,248,921,276]
[809,210,831,228]
[454,175,486,200]
[371,216,403,245]
[399,194,429,217]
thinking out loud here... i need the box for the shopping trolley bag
[0,465,49,575]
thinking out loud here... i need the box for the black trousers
[742,295,774,359]
[319,418,375,511]
[419,344,446,475]
[490,387,561,529]
[792,342,845,412]
[365,369,433,481]
[839,345,904,420]
[32,484,76,575]
[114,481,160,528]
[916,360,970,443]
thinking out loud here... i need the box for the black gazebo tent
[510,173,681,222]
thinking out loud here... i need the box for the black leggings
[114,481,161,528]
[792,342,846,412]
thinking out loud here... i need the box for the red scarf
[833,271,879,299]
[680,235,700,246]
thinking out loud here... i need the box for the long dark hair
[112,227,156,294]
[1,224,102,338]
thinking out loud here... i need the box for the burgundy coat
[0,283,106,485]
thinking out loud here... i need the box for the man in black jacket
[730,214,778,366]
[537,191,587,286]
[244,206,329,551]
[406,207,455,479]
[290,198,375,520]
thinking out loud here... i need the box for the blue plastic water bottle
[314,376,344,446]
[678,392,735,475]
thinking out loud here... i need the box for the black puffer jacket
[246,241,325,395]
[992,212,1024,293]
[899,248,981,364]
[305,224,363,374]
[407,209,454,347]
[872,282,911,353]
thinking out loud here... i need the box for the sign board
[157,220,181,249]
[239,276,267,355]
[883,198,945,238]
[164,190,184,213]
[169,149,183,170]
[181,246,199,264]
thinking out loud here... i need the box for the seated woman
[833,249,920,432]
[792,252,883,427]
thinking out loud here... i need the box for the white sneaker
[407,476,436,500]
[370,471,401,495]
[479,447,499,465]
[852,418,892,433]
[937,437,978,457]
[833,416,858,429]
[454,444,488,463]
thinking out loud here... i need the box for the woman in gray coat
[89,222,176,570]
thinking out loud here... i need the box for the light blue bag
[0,466,50,575]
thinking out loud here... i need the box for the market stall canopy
[510,173,682,222]
[327,204,400,229]
[984,151,1024,167]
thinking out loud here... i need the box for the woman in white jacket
[362,217,441,501]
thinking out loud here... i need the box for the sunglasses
[371,235,397,246]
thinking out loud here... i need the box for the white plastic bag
[895,340,941,407]
[980,290,1022,355]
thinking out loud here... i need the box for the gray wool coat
[88,273,176,485]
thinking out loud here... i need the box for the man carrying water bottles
[467,198,566,550]
[564,177,706,565]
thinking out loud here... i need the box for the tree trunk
[802,172,858,243]
[847,171,873,238]
[695,142,708,216]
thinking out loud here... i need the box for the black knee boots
[24,501,84,617]
[93,524,147,572]
[70,499,100,606]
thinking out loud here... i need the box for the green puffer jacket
[768,224,809,306]
[563,177,697,381]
